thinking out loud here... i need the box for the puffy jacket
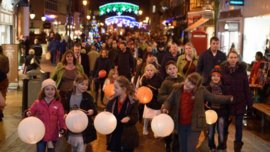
[24,98,66,142]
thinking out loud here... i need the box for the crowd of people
[1,32,259,152]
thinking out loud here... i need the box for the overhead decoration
[99,2,139,16]
[90,15,100,39]
[105,16,147,29]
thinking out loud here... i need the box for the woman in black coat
[92,49,111,105]
[24,49,40,73]
[220,50,252,152]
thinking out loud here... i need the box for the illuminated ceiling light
[30,11,35,19]
[224,23,229,30]
[54,20,58,25]
[83,0,87,6]
[41,15,46,21]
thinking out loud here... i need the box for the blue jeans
[178,123,201,152]
[36,141,57,152]
[50,50,57,65]
[208,114,227,150]
[235,114,244,142]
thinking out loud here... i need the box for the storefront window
[243,15,270,64]
[0,25,11,45]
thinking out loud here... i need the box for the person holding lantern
[105,76,139,152]
[220,50,252,152]
[158,61,184,152]
[205,65,231,152]
[141,64,163,137]
[24,79,67,152]
[162,73,233,152]
[65,74,97,152]
[92,49,111,106]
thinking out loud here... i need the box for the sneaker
[143,131,148,135]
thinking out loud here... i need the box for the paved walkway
[0,50,270,152]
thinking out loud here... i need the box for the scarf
[210,81,222,95]
[226,62,239,74]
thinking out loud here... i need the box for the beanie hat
[211,65,222,77]
[42,79,56,89]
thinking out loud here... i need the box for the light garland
[105,16,147,29]
[99,2,139,16]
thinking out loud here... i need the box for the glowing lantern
[104,84,115,98]
[205,110,218,124]
[66,110,89,133]
[136,86,153,104]
[98,70,107,78]
[94,111,117,135]
[151,114,174,137]
[18,117,45,144]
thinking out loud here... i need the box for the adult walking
[176,42,199,77]
[74,43,90,77]
[87,45,100,75]
[92,49,111,105]
[108,41,119,69]
[32,39,43,60]
[51,50,84,107]
[196,37,226,85]
[220,50,252,152]
[59,39,67,62]
[48,37,60,66]
[114,42,134,81]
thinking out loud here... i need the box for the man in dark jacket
[108,41,119,69]
[59,40,67,62]
[74,43,90,77]
[48,37,60,66]
[92,38,101,52]
[160,43,181,79]
[114,42,134,81]
[24,36,30,56]
[32,39,43,59]
[196,37,226,85]
[156,44,168,65]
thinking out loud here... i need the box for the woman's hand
[121,117,130,123]
[26,111,31,117]
[87,109,94,116]
[162,109,169,114]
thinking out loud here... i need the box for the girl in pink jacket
[25,79,67,152]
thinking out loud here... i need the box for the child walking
[106,76,139,152]
[65,74,98,152]
[141,64,163,137]
[162,73,233,152]
[103,69,119,92]
[25,79,67,152]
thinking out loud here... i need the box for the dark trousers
[50,50,57,65]
[36,141,57,152]
[235,114,244,142]
[164,133,179,151]
[138,103,144,122]
[178,123,200,152]
[95,81,104,104]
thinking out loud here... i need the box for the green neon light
[99,2,139,16]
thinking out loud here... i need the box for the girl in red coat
[25,79,67,152]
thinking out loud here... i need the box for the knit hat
[211,65,222,77]
[41,79,56,89]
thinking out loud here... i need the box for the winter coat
[163,84,232,132]
[220,61,253,115]
[92,57,111,83]
[48,40,60,52]
[51,62,84,88]
[141,74,163,110]
[80,53,90,77]
[87,49,100,72]
[32,44,43,57]
[106,95,139,149]
[0,53,9,74]
[24,98,67,142]
[160,52,181,79]
[156,50,168,65]
[108,47,119,68]
[176,54,199,77]
[65,91,97,144]
[24,54,40,72]
[196,49,226,85]
[59,41,67,54]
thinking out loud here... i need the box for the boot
[234,141,243,152]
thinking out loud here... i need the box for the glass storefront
[0,25,11,45]
[243,15,270,64]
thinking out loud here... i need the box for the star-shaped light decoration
[117,12,121,16]
[128,8,132,12]
[134,10,138,14]
[107,8,110,13]
[113,7,116,12]
[100,11,104,15]
[122,6,126,11]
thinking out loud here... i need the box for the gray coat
[163,83,232,132]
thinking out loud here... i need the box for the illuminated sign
[230,0,244,6]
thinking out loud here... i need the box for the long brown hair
[116,76,135,97]
[38,86,60,100]
[61,50,78,65]
[107,69,118,82]
[71,74,89,94]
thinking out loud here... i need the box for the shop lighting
[30,11,35,19]
[86,15,91,20]
[41,15,46,21]
[83,0,87,6]
[224,23,229,30]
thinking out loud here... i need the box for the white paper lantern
[18,117,45,144]
[94,111,117,135]
[66,110,89,133]
[205,110,218,125]
[151,114,174,137]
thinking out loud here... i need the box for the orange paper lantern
[136,86,153,104]
[99,70,107,78]
[104,84,115,98]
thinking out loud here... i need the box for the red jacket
[249,60,265,84]
[25,98,66,142]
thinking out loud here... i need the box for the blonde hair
[71,74,89,94]
[185,42,197,57]
[29,49,35,55]
[107,69,118,82]
[144,64,158,74]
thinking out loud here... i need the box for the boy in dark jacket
[158,61,184,152]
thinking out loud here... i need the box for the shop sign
[43,23,51,29]
[230,0,244,6]
[203,11,214,19]
[228,22,239,31]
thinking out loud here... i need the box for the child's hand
[64,114,67,119]
[87,109,94,116]
[59,128,66,135]
[162,109,169,114]
[26,111,32,117]
[121,117,130,123]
